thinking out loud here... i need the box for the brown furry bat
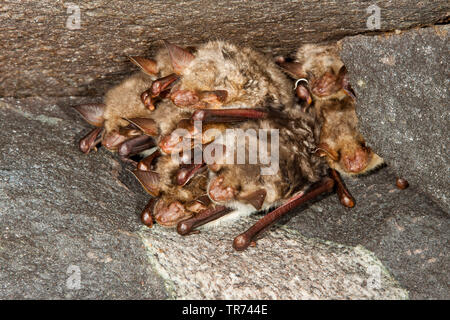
[279,43,384,177]
[132,41,349,250]
[72,41,350,251]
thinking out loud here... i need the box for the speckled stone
[339,25,449,211]
[0,97,167,299]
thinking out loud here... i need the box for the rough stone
[0,97,167,299]
[286,168,449,300]
[0,97,448,299]
[140,220,407,299]
[339,25,449,212]
[0,0,448,97]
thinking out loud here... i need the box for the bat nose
[340,148,369,173]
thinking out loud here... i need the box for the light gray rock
[139,220,407,299]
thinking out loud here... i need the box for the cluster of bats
[73,40,406,251]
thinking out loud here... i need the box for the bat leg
[137,150,161,171]
[233,177,335,251]
[118,135,156,158]
[191,108,268,124]
[177,205,232,235]
[329,169,355,208]
[79,127,103,154]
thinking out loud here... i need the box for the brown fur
[146,41,327,226]
[174,41,294,110]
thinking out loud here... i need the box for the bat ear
[73,103,105,127]
[124,118,158,136]
[277,61,307,79]
[132,169,160,197]
[337,66,356,99]
[164,40,195,74]
[128,56,158,76]
[337,65,348,88]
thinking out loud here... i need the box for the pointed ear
[164,40,195,74]
[128,56,158,76]
[277,61,307,79]
[337,66,356,99]
[336,65,348,88]
[125,118,158,136]
[73,103,105,127]
[132,169,160,197]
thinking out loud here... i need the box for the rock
[0,97,448,299]
[140,220,407,299]
[0,0,448,97]
[339,25,449,211]
[287,168,450,300]
[0,97,167,299]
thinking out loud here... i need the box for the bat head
[166,40,293,110]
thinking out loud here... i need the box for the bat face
[281,43,384,176]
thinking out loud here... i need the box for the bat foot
[79,127,103,154]
[396,177,409,190]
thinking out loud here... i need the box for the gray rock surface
[0,0,448,97]
[141,220,407,299]
[287,168,449,300]
[0,97,167,299]
[339,25,449,211]
[0,97,447,299]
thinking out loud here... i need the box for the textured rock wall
[0,0,448,97]
[340,25,449,211]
